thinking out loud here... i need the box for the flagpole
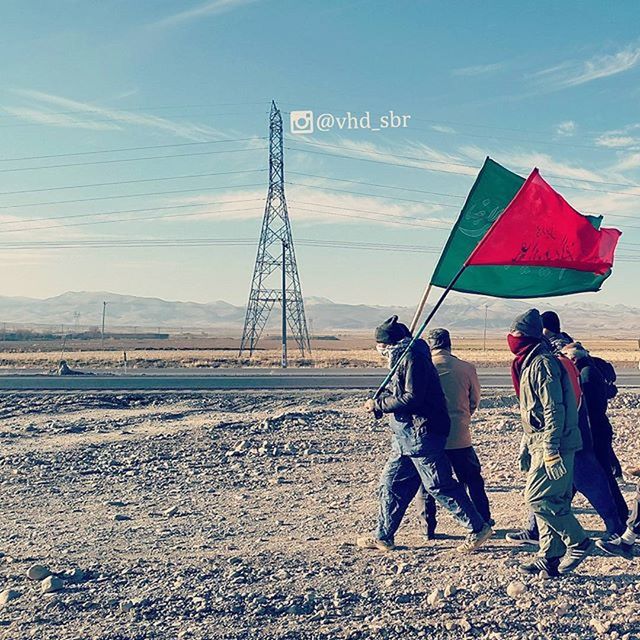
[409,282,432,334]
[373,264,468,400]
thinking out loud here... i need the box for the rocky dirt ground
[0,389,638,640]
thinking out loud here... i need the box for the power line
[0,109,269,129]
[290,201,452,227]
[0,137,266,162]
[287,180,459,208]
[286,139,640,193]
[288,171,465,199]
[0,145,267,174]
[0,168,266,196]
[0,100,271,120]
[0,183,265,211]
[0,200,265,233]
[287,176,640,220]
[0,236,638,261]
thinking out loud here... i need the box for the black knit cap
[375,315,410,344]
[541,311,561,334]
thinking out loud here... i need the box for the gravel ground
[0,389,639,640]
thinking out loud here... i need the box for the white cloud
[610,152,640,172]
[595,134,637,148]
[532,44,640,90]
[6,89,225,141]
[1,107,122,131]
[452,63,505,77]
[431,124,456,134]
[151,182,455,230]
[149,0,259,29]
[555,120,576,136]
[291,136,477,177]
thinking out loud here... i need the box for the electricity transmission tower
[239,101,311,366]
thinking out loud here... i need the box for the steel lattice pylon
[239,101,311,363]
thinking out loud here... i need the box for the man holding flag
[357,316,494,553]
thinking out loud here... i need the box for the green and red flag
[467,168,621,274]
[430,158,618,297]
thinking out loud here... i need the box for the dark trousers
[525,447,625,538]
[416,446,492,534]
[592,430,628,523]
[376,436,486,544]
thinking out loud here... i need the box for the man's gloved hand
[518,438,531,473]
[363,399,383,419]
[544,452,567,480]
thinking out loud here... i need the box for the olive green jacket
[519,343,582,455]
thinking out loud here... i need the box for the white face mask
[376,344,389,357]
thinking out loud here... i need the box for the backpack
[590,356,618,399]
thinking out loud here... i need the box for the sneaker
[505,530,540,546]
[456,524,493,553]
[558,538,594,574]
[596,536,634,561]
[519,557,560,578]
[356,535,395,552]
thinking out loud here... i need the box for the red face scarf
[508,334,540,397]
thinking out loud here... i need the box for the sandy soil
[0,389,639,639]
[1,337,639,370]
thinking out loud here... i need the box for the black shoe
[519,557,560,578]
[596,536,634,561]
[558,538,594,574]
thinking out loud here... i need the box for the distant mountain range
[0,291,638,336]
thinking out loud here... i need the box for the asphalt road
[0,368,639,391]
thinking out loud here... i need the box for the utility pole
[101,301,107,350]
[281,240,287,368]
[483,303,488,352]
[239,100,311,360]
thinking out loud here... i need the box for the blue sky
[0,0,639,308]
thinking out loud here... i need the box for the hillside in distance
[1,291,639,336]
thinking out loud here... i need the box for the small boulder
[427,589,443,606]
[0,589,20,606]
[41,575,64,594]
[506,581,526,598]
[27,564,51,581]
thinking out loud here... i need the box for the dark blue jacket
[374,339,451,455]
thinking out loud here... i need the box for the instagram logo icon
[290,110,314,134]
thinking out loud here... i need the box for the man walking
[357,316,493,553]
[509,309,593,577]
[415,328,492,538]
[507,343,629,556]
[562,343,629,524]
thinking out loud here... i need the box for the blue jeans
[416,446,492,534]
[524,447,625,538]
[376,432,486,543]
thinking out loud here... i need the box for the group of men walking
[358,310,639,577]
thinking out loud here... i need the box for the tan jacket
[431,348,480,449]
